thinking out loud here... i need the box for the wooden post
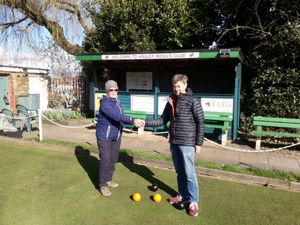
[38,110,43,141]
[255,139,261,150]
[221,130,228,146]
[137,126,144,135]
[255,125,262,150]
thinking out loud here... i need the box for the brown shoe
[100,186,111,197]
[107,181,119,188]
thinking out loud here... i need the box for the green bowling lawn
[1,141,299,225]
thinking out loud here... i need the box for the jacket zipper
[116,102,122,139]
[106,125,111,139]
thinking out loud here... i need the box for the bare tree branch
[0,17,28,29]
[48,0,91,33]
[0,0,89,55]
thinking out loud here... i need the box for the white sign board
[158,96,168,115]
[131,95,233,114]
[102,52,200,60]
[126,72,152,91]
[131,95,154,113]
[201,98,233,113]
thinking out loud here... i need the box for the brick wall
[14,73,29,96]
[9,73,29,112]
[8,73,15,112]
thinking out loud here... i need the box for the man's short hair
[172,74,188,85]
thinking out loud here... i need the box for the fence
[49,76,87,110]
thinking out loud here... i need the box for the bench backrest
[123,109,147,119]
[204,111,233,122]
[254,116,300,129]
[2,108,13,117]
[1,108,14,122]
[16,104,29,115]
[1,108,17,126]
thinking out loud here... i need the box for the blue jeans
[170,144,199,203]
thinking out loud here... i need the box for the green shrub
[42,108,86,121]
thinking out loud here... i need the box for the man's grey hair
[172,74,188,85]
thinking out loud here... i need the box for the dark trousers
[97,138,121,187]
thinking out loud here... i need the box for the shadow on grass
[74,146,99,190]
[0,129,23,138]
[119,151,177,197]
[74,146,177,196]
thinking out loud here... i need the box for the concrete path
[1,119,299,174]
[30,121,300,175]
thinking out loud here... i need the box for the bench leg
[255,139,261,150]
[221,131,228,146]
[137,126,144,135]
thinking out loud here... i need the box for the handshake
[134,119,145,128]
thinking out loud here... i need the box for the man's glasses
[109,89,119,92]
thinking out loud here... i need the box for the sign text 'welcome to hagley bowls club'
[102,52,200,60]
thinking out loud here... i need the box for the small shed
[77,48,243,140]
[0,65,49,112]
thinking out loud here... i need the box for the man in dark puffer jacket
[145,74,205,217]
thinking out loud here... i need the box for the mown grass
[31,137,300,182]
[1,140,300,225]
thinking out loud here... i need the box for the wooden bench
[16,104,38,133]
[123,109,147,134]
[204,111,233,146]
[253,116,300,150]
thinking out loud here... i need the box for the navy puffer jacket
[145,88,205,146]
[96,95,134,141]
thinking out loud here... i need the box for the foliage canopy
[1,0,299,127]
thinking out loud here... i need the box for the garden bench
[204,111,233,146]
[123,109,147,134]
[253,116,300,150]
[16,104,39,133]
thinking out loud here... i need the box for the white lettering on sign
[201,98,233,113]
[102,52,199,60]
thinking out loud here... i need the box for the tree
[40,39,82,76]
[84,0,205,52]
[0,0,91,55]
[208,0,300,123]
[1,0,299,122]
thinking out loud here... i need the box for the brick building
[0,65,49,112]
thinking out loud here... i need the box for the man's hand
[195,145,201,154]
[134,119,145,128]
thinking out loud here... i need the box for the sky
[0,46,49,69]
[0,3,85,76]
[0,28,83,76]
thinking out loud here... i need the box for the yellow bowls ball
[132,193,141,202]
[153,193,162,203]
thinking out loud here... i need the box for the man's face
[173,81,187,96]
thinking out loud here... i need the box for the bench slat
[204,116,232,122]
[254,121,300,129]
[205,124,228,129]
[205,111,232,117]
[254,131,300,138]
[123,110,147,119]
[254,116,300,124]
